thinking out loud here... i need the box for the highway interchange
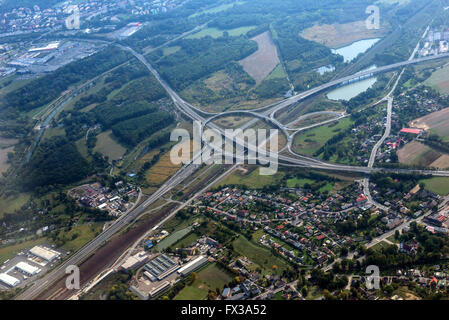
[16,42,449,300]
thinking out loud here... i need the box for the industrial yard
[0,245,65,290]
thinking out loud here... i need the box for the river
[327,65,378,101]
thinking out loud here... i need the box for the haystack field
[238,31,280,84]
[410,107,449,140]
[397,141,441,167]
[301,20,387,48]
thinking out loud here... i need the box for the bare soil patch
[0,146,13,173]
[0,137,18,147]
[301,21,387,48]
[437,80,449,93]
[410,107,449,139]
[404,292,421,300]
[430,154,449,169]
[397,141,441,167]
[238,31,280,84]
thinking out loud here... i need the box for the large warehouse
[0,273,20,287]
[143,254,179,281]
[29,246,60,263]
[15,262,41,277]
[177,256,208,277]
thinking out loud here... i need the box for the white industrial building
[28,41,60,52]
[15,262,41,276]
[177,256,208,277]
[97,203,108,210]
[120,251,149,270]
[29,246,60,263]
[0,273,20,287]
[143,254,179,281]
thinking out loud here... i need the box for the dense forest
[112,111,174,147]
[142,0,388,98]
[148,36,257,90]
[93,101,158,128]
[364,223,449,269]
[73,63,150,111]
[21,137,90,190]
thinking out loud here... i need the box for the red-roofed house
[400,128,423,135]
[356,194,367,203]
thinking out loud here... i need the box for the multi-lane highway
[16,44,449,300]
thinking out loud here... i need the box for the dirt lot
[238,31,280,84]
[397,141,441,167]
[0,146,13,173]
[410,107,449,139]
[430,154,449,169]
[301,20,387,48]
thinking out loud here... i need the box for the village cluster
[195,186,378,265]
[419,26,449,57]
[68,181,139,217]
[0,0,185,36]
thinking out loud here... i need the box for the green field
[419,177,449,196]
[266,64,287,80]
[41,126,65,141]
[286,178,314,188]
[292,117,353,156]
[425,64,449,94]
[93,130,127,161]
[232,235,289,275]
[54,223,103,252]
[0,193,30,218]
[174,263,233,300]
[162,46,181,56]
[169,232,201,250]
[0,76,32,98]
[155,226,193,251]
[75,138,91,162]
[218,167,285,189]
[189,1,245,18]
[286,177,336,192]
[370,240,391,252]
[186,26,256,39]
[0,237,45,264]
